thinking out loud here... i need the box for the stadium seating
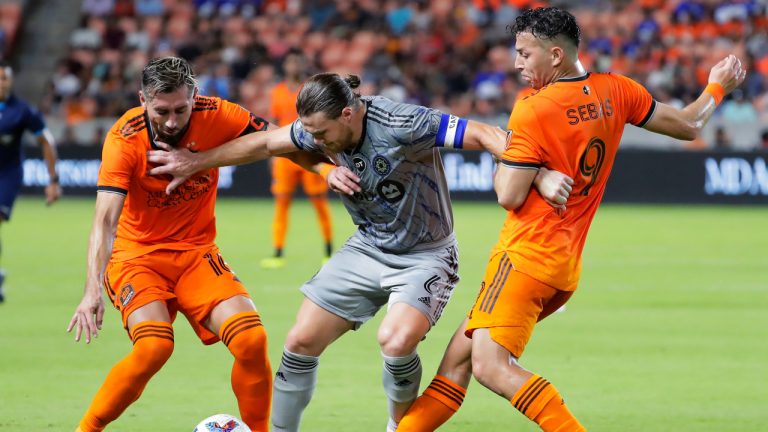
[32,0,768,149]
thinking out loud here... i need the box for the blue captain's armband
[435,114,468,149]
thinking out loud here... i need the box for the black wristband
[50,174,60,184]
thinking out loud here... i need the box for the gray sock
[271,348,319,432]
[382,351,422,424]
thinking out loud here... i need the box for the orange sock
[78,322,174,432]
[220,311,273,432]
[310,196,332,253]
[272,196,292,253]
[397,375,466,431]
[510,375,586,432]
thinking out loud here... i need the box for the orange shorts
[271,157,328,196]
[103,245,249,345]
[465,251,573,358]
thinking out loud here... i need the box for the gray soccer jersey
[290,96,468,253]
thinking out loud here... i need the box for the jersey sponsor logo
[352,191,377,201]
[376,179,405,203]
[352,156,367,174]
[373,155,391,176]
[146,174,214,208]
[119,283,135,307]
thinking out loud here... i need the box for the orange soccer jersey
[496,73,655,291]
[268,80,327,195]
[269,81,299,127]
[98,96,268,262]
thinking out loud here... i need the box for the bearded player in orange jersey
[397,7,746,432]
[65,57,309,432]
[262,49,333,269]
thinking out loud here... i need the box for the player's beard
[154,122,190,146]
[326,127,355,153]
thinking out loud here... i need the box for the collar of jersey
[554,72,590,83]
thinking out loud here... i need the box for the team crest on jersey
[119,284,135,307]
[376,179,405,203]
[373,155,391,176]
[352,156,367,173]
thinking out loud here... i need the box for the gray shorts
[301,232,460,329]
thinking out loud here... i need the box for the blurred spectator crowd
[40,0,768,149]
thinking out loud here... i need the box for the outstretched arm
[460,120,573,210]
[67,191,124,344]
[644,55,746,140]
[147,124,299,193]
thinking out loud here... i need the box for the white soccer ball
[193,414,251,432]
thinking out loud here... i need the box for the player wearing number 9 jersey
[397,6,745,432]
[489,69,655,293]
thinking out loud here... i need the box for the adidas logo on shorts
[418,296,431,307]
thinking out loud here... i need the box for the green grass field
[0,197,766,431]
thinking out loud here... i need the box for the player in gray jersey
[147,73,572,431]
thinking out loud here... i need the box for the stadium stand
[15,0,768,150]
[0,0,22,60]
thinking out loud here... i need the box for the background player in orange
[262,49,333,269]
[397,7,746,432]
[67,57,274,432]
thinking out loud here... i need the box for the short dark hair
[510,7,581,49]
[296,73,361,119]
[141,57,197,100]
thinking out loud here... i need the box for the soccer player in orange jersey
[397,7,746,432]
[262,49,333,269]
[67,57,275,432]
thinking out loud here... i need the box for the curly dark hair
[509,7,581,49]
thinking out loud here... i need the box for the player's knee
[226,325,268,362]
[377,326,422,357]
[284,325,324,356]
[132,336,174,374]
[470,354,496,391]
